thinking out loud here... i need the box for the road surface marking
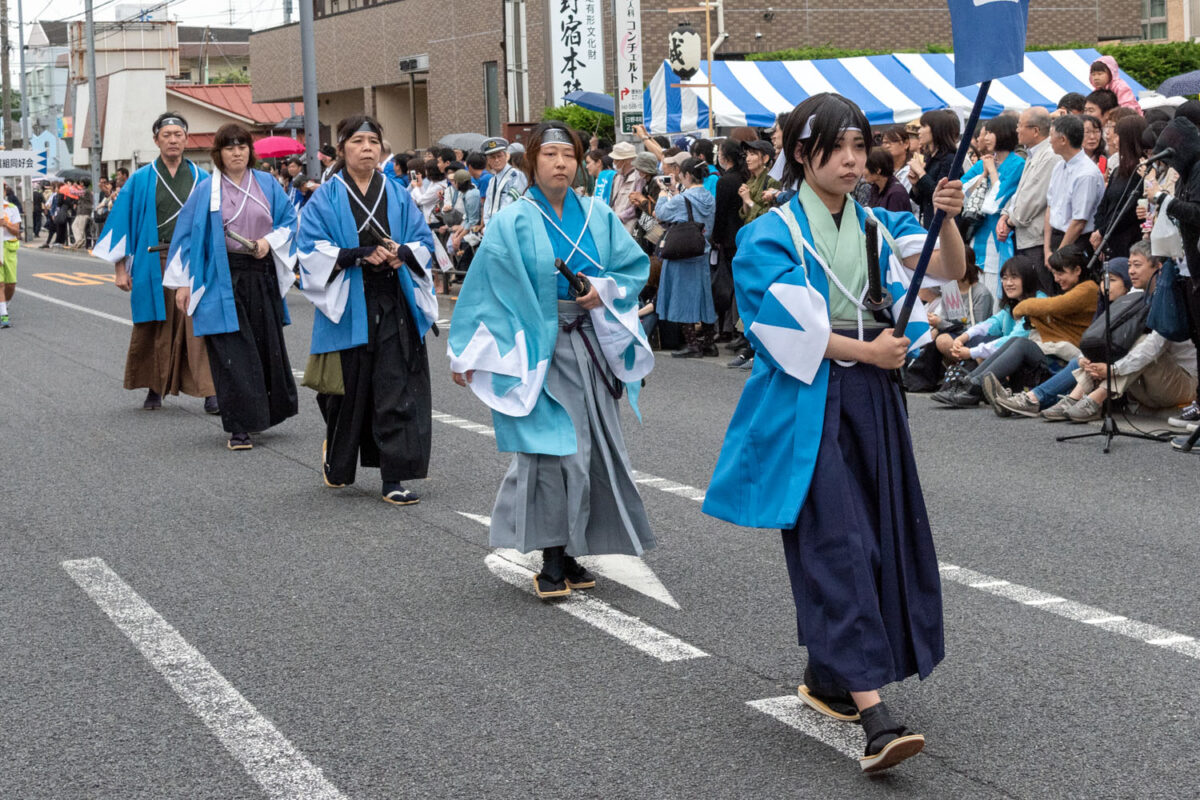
[21,288,133,326]
[484,553,706,663]
[745,696,869,763]
[937,562,1200,661]
[458,512,681,609]
[62,557,348,800]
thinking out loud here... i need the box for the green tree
[211,67,251,84]
[541,104,615,142]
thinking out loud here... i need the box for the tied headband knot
[154,116,188,135]
[339,120,382,143]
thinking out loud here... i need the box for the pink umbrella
[253,136,306,158]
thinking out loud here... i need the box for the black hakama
[781,329,945,693]
[205,253,298,433]
[318,263,432,485]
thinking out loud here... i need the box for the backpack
[1078,291,1150,362]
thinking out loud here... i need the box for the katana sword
[862,216,892,313]
[555,258,592,298]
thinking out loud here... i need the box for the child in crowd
[1090,56,1142,112]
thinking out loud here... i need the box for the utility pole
[2,0,12,150]
[299,0,320,178]
[18,0,34,239]
[85,0,102,206]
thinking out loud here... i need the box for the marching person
[93,111,218,413]
[702,93,966,773]
[297,115,439,505]
[448,121,656,599]
[479,136,528,229]
[162,124,300,450]
[0,189,20,328]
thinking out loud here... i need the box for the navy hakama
[781,330,944,693]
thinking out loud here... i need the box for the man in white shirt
[480,136,528,228]
[1043,114,1104,293]
[997,107,1059,291]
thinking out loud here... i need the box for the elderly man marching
[94,112,218,413]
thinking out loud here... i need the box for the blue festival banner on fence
[947,0,1031,87]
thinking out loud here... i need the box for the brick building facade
[249,0,1142,148]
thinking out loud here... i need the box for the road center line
[937,562,1200,661]
[62,558,348,800]
[484,553,706,662]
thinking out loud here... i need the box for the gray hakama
[489,301,655,557]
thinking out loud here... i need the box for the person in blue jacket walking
[703,93,966,774]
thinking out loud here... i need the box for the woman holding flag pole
[702,93,967,773]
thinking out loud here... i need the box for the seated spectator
[934,244,1099,407]
[865,148,911,212]
[905,246,997,391]
[993,242,1196,420]
[1090,56,1142,112]
[1057,92,1087,115]
[932,255,1041,387]
[1084,89,1118,121]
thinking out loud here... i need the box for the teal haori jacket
[447,193,654,457]
[701,194,936,530]
[92,160,206,323]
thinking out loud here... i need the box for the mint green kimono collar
[797,180,866,280]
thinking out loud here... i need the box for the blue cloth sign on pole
[893,0,1032,335]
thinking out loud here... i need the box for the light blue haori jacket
[92,159,206,323]
[961,151,1025,291]
[702,193,937,530]
[295,172,438,354]
[162,169,298,336]
[447,189,654,457]
[593,169,615,204]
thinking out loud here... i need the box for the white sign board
[615,0,643,134]
[548,0,605,107]
[0,150,48,176]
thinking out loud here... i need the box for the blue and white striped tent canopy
[642,49,1147,134]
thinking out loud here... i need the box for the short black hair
[437,147,455,163]
[690,138,715,163]
[1051,114,1084,149]
[1085,89,1118,115]
[782,93,872,188]
[865,147,894,178]
[678,156,709,184]
[466,152,487,170]
[984,114,1019,153]
[1057,92,1086,113]
[1144,107,1174,126]
[152,110,188,137]
[596,137,613,151]
[1048,242,1090,273]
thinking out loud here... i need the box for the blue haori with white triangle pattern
[702,195,934,530]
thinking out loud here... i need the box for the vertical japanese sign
[615,0,643,134]
[548,0,606,107]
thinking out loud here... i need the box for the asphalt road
[3,246,1200,799]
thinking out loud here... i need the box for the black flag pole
[891,79,992,336]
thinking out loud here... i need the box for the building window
[484,61,501,136]
[1142,0,1168,39]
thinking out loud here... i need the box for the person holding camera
[655,157,717,358]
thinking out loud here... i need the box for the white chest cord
[520,194,604,273]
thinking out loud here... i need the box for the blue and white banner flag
[948,0,1031,87]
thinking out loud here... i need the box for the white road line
[746,696,867,762]
[484,553,706,663]
[458,513,682,609]
[21,288,133,326]
[938,562,1200,662]
[62,558,348,800]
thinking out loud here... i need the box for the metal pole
[2,0,12,149]
[704,0,714,137]
[18,0,33,240]
[85,0,102,207]
[299,0,320,177]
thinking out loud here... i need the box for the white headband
[798,120,861,141]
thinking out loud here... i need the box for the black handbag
[656,197,707,260]
[1078,291,1150,362]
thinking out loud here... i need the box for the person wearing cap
[607,141,643,234]
[480,137,528,229]
[738,139,780,223]
[162,123,300,451]
[297,114,439,506]
[448,121,655,599]
[93,110,219,414]
[626,152,664,254]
